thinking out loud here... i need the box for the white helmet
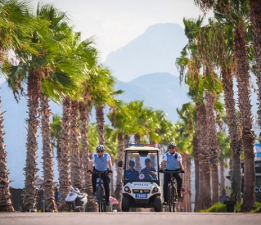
[96,144,105,151]
[167,142,176,148]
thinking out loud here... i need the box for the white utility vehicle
[119,144,162,212]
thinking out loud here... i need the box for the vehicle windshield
[124,150,159,182]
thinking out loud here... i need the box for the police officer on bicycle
[160,142,184,204]
[87,144,113,206]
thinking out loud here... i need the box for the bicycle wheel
[97,186,103,212]
[168,184,173,212]
[172,187,177,212]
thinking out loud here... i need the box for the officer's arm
[160,161,167,170]
[108,160,113,171]
[178,160,184,170]
[88,161,94,170]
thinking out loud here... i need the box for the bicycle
[91,170,109,212]
[160,170,184,212]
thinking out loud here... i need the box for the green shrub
[200,203,226,212]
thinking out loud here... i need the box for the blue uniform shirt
[162,152,182,170]
[125,169,139,180]
[90,152,111,171]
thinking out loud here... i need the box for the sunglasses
[169,146,175,149]
[97,150,104,153]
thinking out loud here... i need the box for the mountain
[105,23,187,82]
[115,72,190,122]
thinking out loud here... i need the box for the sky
[31,0,206,62]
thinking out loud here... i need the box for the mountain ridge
[105,23,187,82]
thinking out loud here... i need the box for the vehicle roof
[124,146,160,151]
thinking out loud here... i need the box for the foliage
[200,202,226,212]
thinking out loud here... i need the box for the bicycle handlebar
[159,170,184,174]
[88,170,112,174]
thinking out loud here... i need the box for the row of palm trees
[0,0,122,212]
[0,0,260,213]
[174,0,261,211]
[0,0,189,212]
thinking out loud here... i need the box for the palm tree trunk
[220,158,226,196]
[22,71,40,212]
[115,132,124,211]
[70,100,82,190]
[0,95,14,212]
[134,134,141,171]
[79,102,95,211]
[234,28,256,211]
[250,0,261,125]
[95,105,105,145]
[40,91,58,212]
[79,102,88,189]
[197,102,211,209]
[205,92,220,204]
[220,67,242,202]
[192,135,199,212]
[58,96,72,210]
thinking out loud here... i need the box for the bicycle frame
[92,171,107,212]
[161,170,183,212]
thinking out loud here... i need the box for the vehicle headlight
[152,187,159,194]
[124,186,131,193]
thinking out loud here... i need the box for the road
[0,212,260,225]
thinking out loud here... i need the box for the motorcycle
[65,186,88,212]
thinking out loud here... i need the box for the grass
[200,201,261,213]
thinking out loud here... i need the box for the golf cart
[118,144,162,212]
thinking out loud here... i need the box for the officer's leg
[164,173,170,202]
[92,174,97,194]
[174,173,182,197]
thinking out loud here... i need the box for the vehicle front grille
[132,189,150,194]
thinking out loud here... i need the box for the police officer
[160,142,184,203]
[125,160,139,180]
[88,145,113,206]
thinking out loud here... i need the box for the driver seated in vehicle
[140,158,157,180]
[125,160,139,180]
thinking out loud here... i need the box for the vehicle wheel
[66,203,73,212]
[85,204,88,212]
[122,196,130,212]
[154,196,162,212]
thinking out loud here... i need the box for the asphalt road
[0,212,260,225]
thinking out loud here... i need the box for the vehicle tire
[85,204,88,212]
[66,203,73,212]
[122,196,130,212]
[154,196,162,212]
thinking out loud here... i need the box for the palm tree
[249,0,261,126]
[107,101,133,211]
[0,0,35,212]
[195,0,257,212]
[177,16,213,210]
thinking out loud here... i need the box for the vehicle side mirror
[118,161,123,167]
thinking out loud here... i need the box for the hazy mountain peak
[105,23,187,82]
